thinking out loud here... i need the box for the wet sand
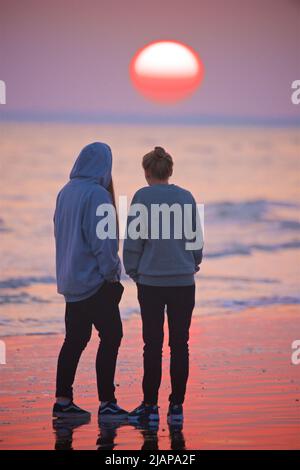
[0,305,299,450]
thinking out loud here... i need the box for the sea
[0,122,299,336]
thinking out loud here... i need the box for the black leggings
[56,281,124,402]
[137,283,195,405]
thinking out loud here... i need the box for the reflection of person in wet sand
[131,421,186,450]
[97,420,128,450]
[53,417,187,451]
[52,416,90,450]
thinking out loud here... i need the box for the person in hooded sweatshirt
[123,146,203,424]
[53,142,128,420]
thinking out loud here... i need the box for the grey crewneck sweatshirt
[123,183,203,286]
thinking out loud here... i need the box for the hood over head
[70,142,112,188]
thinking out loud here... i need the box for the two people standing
[53,142,203,423]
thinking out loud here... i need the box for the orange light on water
[130,40,204,104]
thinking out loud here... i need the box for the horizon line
[0,111,300,127]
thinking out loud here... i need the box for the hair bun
[154,146,166,158]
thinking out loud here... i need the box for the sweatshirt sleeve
[191,196,204,271]
[123,191,145,282]
[82,187,121,282]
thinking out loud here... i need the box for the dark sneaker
[98,402,128,421]
[128,403,159,422]
[167,403,183,423]
[52,402,91,419]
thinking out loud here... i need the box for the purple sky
[0,0,299,121]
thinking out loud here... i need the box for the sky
[0,0,300,123]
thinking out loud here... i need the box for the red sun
[130,40,204,104]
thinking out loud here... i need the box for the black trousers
[56,281,124,402]
[137,283,195,405]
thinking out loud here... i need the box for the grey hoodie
[54,142,121,302]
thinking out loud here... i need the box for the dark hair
[107,178,119,243]
[142,146,173,180]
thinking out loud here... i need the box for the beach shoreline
[0,304,299,450]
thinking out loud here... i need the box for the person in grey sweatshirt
[123,146,203,423]
[53,142,128,420]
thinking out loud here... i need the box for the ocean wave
[0,292,50,305]
[0,276,56,289]
[277,220,300,230]
[205,240,300,258]
[205,199,300,224]
[1,294,299,337]
[0,217,11,233]
[202,275,279,284]
[203,295,300,311]
[0,274,131,292]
